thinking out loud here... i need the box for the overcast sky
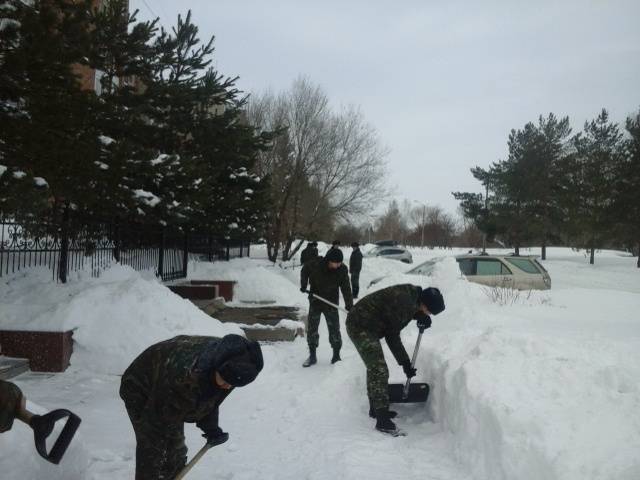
[131,0,640,217]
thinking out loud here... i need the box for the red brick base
[0,330,73,372]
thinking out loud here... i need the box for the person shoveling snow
[119,334,263,480]
[346,285,445,436]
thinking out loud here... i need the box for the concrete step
[207,305,304,342]
[0,356,30,380]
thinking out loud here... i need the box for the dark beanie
[420,287,445,315]
[216,336,264,387]
[325,248,343,263]
[351,242,359,248]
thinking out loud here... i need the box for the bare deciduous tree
[247,77,388,261]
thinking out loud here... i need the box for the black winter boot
[368,399,397,419]
[302,347,317,367]
[375,408,402,436]
[331,347,341,364]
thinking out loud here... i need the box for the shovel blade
[388,383,430,403]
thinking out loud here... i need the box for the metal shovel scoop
[388,325,430,403]
[18,405,82,464]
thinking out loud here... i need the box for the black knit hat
[420,287,445,315]
[351,242,359,248]
[216,336,264,387]
[218,360,259,387]
[325,248,343,263]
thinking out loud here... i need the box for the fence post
[182,232,189,278]
[58,206,70,283]
[158,227,165,280]
[113,222,120,263]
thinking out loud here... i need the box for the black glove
[202,427,229,446]
[300,287,307,293]
[401,361,416,379]
[415,312,432,330]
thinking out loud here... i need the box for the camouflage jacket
[0,380,23,433]
[301,257,353,309]
[120,336,235,431]
[347,284,422,365]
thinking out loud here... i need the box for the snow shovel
[174,432,229,480]
[17,404,82,465]
[301,290,349,314]
[388,324,430,404]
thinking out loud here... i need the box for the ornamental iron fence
[0,216,250,283]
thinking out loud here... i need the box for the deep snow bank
[0,265,241,374]
[373,255,640,480]
[188,257,306,307]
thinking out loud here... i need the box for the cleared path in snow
[13,334,472,480]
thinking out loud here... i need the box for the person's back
[348,284,421,337]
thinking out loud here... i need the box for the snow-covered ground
[1,246,639,479]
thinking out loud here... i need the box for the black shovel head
[388,383,430,403]
[32,409,82,464]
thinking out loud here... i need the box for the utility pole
[421,204,425,249]
[482,183,488,254]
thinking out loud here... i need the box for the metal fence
[0,217,250,283]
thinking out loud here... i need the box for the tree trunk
[541,241,546,261]
[590,245,595,265]
[514,245,520,256]
[637,242,640,268]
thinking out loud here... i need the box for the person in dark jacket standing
[120,334,263,479]
[300,241,318,265]
[300,249,353,367]
[346,285,445,436]
[349,242,363,298]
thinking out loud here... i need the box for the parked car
[369,253,551,290]
[366,245,413,264]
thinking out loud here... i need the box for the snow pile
[0,400,89,480]
[369,252,640,480]
[188,257,306,307]
[0,265,240,374]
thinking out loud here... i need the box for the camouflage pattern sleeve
[384,332,410,366]
[0,380,23,433]
[339,266,354,309]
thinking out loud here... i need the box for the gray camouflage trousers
[307,301,341,349]
[346,319,390,410]
[120,376,187,480]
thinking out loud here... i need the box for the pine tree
[529,114,572,259]
[616,109,640,267]
[0,0,99,224]
[564,109,624,264]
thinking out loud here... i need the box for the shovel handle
[175,443,213,480]
[303,290,350,314]
[402,327,425,399]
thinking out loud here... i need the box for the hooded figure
[120,334,263,480]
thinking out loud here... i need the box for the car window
[505,257,541,274]
[457,258,475,275]
[380,249,403,255]
[476,259,511,275]
[533,258,548,272]
[410,261,436,274]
